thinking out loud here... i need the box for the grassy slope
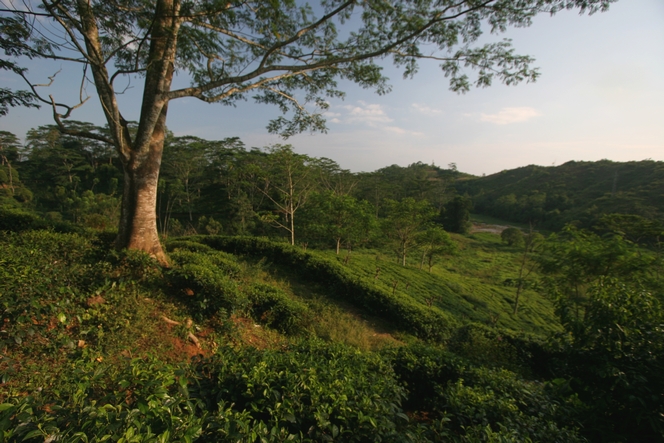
[312,232,559,335]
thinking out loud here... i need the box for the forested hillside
[457,160,664,232]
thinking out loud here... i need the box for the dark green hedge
[190,236,456,341]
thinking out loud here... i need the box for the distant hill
[457,160,664,230]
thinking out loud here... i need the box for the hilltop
[457,159,664,230]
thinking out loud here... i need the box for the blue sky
[1,0,662,176]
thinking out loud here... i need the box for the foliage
[382,198,437,266]
[460,160,664,230]
[352,162,465,213]
[594,213,664,247]
[0,16,39,116]
[439,195,473,234]
[0,357,206,442]
[4,223,662,442]
[500,227,524,247]
[384,344,584,442]
[537,227,656,332]
[0,206,49,232]
[416,226,457,272]
[255,145,318,245]
[537,229,664,440]
[196,235,456,340]
[191,341,421,442]
[298,191,377,254]
[316,236,561,335]
[247,283,311,336]
[166,250,246,320]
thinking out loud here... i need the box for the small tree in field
[2,0,616,262]
[256,145,316,245]
[501,227,524,246]
[439,195,473,234]
[383,198,436,266]
[417,226,457,272]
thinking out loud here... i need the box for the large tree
[1,0,614,263]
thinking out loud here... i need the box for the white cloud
[480,107,541,125]
[385,126,424,137]
[411,103,442,116]
[325,101,422,136]
[342,101,393,126]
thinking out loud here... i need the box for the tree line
[1,125,469,266]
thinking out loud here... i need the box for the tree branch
[48,95,114,145]
[167,0,497,102]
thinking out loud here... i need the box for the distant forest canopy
[2,124,662,244]
[458,160,664,233]
[0,125,467,241]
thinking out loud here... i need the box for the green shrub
[191,340,423,442]
[247,283,311,335]
[165,239,214,253]
[166,250,246,319]
[0,207,82,233]
[500,227,524,247]
[440,367,583,443]
[383,344,584,442]
[0,230,131,355]
[0,207,48,232]
[0,357,205,442]
[194,235,456,340]
[447,323,520,372]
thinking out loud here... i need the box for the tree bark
[115,105,169,265]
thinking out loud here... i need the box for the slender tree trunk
[336,238,341,255]
[402,242,407,266]
[289,203,295,245]
[1,156,14,195]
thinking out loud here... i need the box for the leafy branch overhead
[4,0,614,139]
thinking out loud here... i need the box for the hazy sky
[1,0,662,176]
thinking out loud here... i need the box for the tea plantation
[1,228,662,441]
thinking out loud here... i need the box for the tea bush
[1,342,428,443]
[0,357,206,442]
[0,231,101,353]
[0,207,48,232]
[0,207,81,233]
[190,340,424,442]
[193,236,456,340]
[247,283,311,335]
[383,344,584,442]
[165,239,215,254]
[166,250,246,320]
[445,323,550,376]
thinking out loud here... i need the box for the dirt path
[470,223,510,234]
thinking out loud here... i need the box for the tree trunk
[401,243,407,266]
[111,0,178,265]
[115,106,169,266]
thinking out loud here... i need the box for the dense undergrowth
[1,228,662,442]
